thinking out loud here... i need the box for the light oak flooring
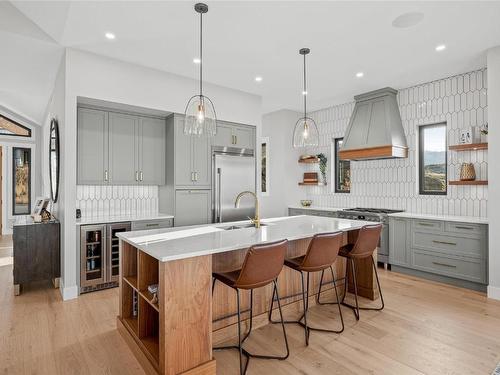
[1,261,500,375]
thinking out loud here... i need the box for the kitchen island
[116,215,376,375]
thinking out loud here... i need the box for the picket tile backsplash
[304,69,488,218]
[76,185,159,218]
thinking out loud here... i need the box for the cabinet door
[77,108,108,184]
[233,125,255,149]
[174,190,211,227]
[389,218,409,266]
[108,112,138,185]
[174,117,194,186]
[192,135,211,187]
[213,123,233,148]
[139,117,166,185]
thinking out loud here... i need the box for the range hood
[339,87,408,161]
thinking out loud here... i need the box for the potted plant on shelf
[317,153,327,185]
[480,123,488,143]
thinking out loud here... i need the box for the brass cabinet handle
[135,171,139,181]
[418,222,434,227]
[194,172,198,181]
[455,226,474,230]
[191,172,194,181]
[432,261,457,268]
[146,223,159,227]
[433,240,457,246]
[104,170,109,181]
[140,171,143,181]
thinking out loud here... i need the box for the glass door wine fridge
[80,222,131,293]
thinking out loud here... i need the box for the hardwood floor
[1,262,500,375]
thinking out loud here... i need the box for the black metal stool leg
[241,289,253,344]
[372,256,385,311]
[316,269,325,304]
[300,271,309,345]
[236,289,245,375]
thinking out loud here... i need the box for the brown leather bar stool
[212,239,289,375]
[338,224,384,320]
[269,232,344,346]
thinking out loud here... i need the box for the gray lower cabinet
[77,107,165,185]
[389,217,488,290]
[131,218,173,231]
[171,114,211,188]
[288,208,338,218]
[174,189,211,227]
[78,108,108,184]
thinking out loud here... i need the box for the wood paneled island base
[117,217,380,374]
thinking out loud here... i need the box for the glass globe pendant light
[184,3,217,137]
[292,48,319,148]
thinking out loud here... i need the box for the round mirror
[49,118,60,203]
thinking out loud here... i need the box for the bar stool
[269,232,344,346]
[338,224,384,320]
[212,239,289,375]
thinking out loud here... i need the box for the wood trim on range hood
[339,145,408,161]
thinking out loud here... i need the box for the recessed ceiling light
[392,12,424,28]
[255,76,263,82]
[193,58,201,64]
[302,90,308,95]
[435,44,446,52]
[105,32,115,40]
[356,72,364,78]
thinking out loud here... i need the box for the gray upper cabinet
[213,122,255,150]
[139,117,166,185]
[174,190,211,227]
[77,107,166,185]
[108,112,138,185]
[172,114,211,188]
[78,108,109,184]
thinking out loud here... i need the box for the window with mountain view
[419,123,447,195]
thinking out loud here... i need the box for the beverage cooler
[80,222,131,293]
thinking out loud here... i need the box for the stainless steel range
[337,208,404,264]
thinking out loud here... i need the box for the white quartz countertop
[76,213,174,226]
[117,215,374,262]
[388,212,488,224]
[288,205,346,212]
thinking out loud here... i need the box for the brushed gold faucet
[235,191,260,228]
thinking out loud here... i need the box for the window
[334,138,350,193]
[261,138,269,196]
[0,114,31,137]
[419,123,447,195]
[13,147,31,215]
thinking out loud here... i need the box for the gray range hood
[339,87,408,161]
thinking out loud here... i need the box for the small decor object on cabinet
[459,127,474,144]
[317,153,328,185]
[300,200,312,207]
[460,163,476,181]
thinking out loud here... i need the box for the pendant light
[184,3,217,137]
[292,48,319,148]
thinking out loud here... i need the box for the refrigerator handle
[216,167,222,222]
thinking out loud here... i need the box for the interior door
[139,117,166,185]
[214,154,255,223]
[108,112,138,184]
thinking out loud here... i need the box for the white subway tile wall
[304,69,488,218]
[76,185,159,218]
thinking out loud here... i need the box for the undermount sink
[222,223,268,231]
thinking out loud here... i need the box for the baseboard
[487,285,500,300]
[59,279,78,301]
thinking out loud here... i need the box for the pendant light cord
[303,52,307,119]
[199,11,203,98]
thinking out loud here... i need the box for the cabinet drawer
[412,250,485,283]
[288,209,303,216]
[412,219,444,232]
[132,218,173,231]
[412,231,483,258]
[445,222,485,236]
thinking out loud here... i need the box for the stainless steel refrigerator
[212,146,256,223]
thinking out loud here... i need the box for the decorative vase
[460,163,476,181]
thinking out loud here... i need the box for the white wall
[260,109,302,218]
[487,47,500,300]
[58,49,262,300]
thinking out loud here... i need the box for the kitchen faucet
[234,191,260,228]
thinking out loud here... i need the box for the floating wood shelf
[298,157,319,164]
[298,182,326,186]
[449,180,488,186]
[449,143,488,151]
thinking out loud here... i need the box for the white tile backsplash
[76,185,159,218]
[304,69,488,218]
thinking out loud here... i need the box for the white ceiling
[3,1,500,125]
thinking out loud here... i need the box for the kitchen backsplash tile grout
[76,185,159,218]
[303,68,488,218]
